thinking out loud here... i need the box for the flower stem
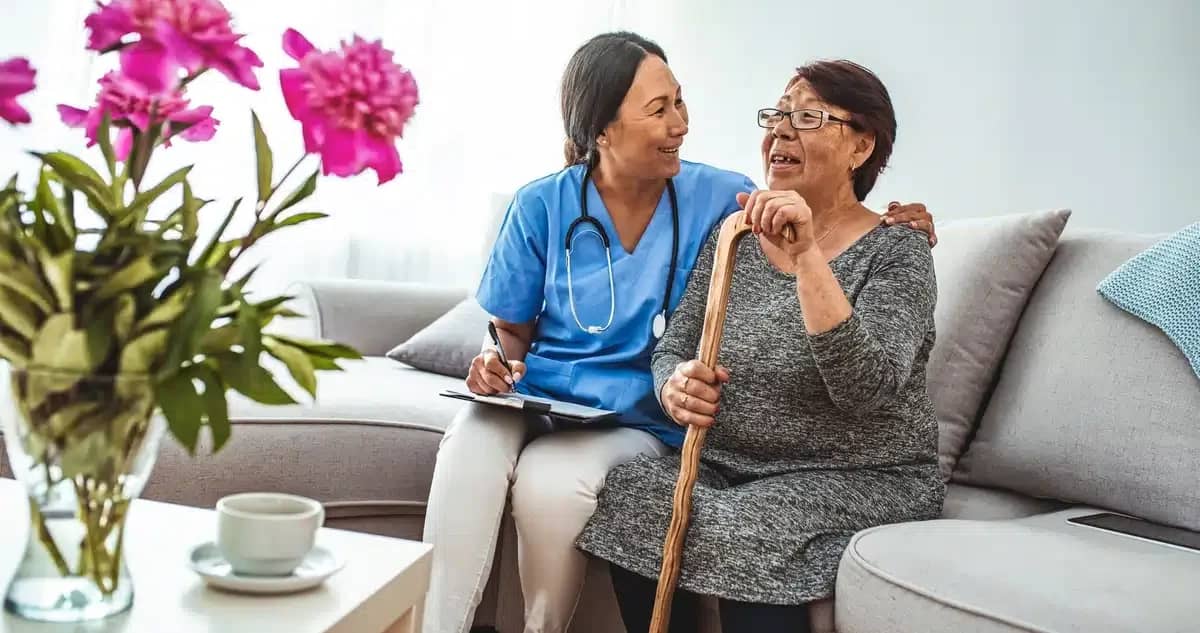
[29,497,71,577]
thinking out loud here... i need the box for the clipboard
[439,389,619,425]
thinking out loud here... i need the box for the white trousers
[422,403,669,633]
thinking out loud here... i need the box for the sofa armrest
[271,279,468,357]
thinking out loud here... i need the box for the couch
[3,218,1198,632]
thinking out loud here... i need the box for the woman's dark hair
[561,32,668,167]
[791,60,896,200]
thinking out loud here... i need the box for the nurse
[422,32,936,633]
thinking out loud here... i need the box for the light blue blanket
[1097,221,1200,380]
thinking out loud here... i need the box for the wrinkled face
[760,78,873,197]
[599,55,689,179]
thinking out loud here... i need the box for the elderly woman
[576,60,944,633]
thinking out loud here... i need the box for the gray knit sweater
[577,223,945,604]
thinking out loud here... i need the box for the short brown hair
[791,60,896,200]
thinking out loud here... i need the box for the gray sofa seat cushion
[954,230,1200,531]
[941,483,1067,521]
[836,509,1200,633]
[228,356,465,432]
[142,357,466,541]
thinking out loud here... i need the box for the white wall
[2,0,1196,294]
[613,0,1200,233]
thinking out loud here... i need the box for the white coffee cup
[216,493,325,576]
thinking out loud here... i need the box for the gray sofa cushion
[835,509,1200,633]
[387,298,489,379]
[926,209,1071,480]
[941,483,1067,521]
[954,230,1200,531]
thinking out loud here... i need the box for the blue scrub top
[476,160,755,447]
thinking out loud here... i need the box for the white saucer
[188,542,344,594]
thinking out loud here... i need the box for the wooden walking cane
[648,210,793,632]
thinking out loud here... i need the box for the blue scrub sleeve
[476,196,549,324]
[730,175,756,212]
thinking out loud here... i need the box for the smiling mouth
[770,152,801,166]
[660,147,679,155]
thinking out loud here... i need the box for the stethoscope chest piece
[652,312,667,339]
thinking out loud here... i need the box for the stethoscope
[564,164,679,339]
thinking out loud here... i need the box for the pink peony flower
[279,29,418,184]
[85,0,262,91]
[0,57,36,125]
[58,71,218,160]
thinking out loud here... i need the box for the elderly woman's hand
[738,190,818,270]
[662,360,730,428]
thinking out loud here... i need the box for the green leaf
[202,241,238,269]
[306,354,342,371]
[62,184,76,229]
[192,363,231,452]
[85,307,113,369]
[113,293,137,343]
[274,170,318,216]
[96,112,117,178]
[0,287,39,340]
[251,111,273,204]
[199,325,239,353]
[272,211,327,230]
[155,370,203,454]
[181,181,201,240]
[36,168,74,246]
[31,313,92,372]
[126,166,192,221]
[236,302,262,360]
[134,287,189,334]
[31,151,111,215]
[166,271,223,369]
[36,249,73,311]
[251,295,295,313]
[196,198,241,267]
[270,334,362,360]
[120,329,169,373]
[60,430,109,478]
[264,338,316,398]
[48,401,101,440]
[0,267,53,315]
[0,331,31,366]
[216,352,296,405]
[94,255,159,302]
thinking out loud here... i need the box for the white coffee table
[0,478,431,633]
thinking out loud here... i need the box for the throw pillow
[387,298,489,378]
[926,208,1071,480]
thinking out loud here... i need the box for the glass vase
[0,366,166,622]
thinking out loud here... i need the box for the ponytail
[563,138,589,167]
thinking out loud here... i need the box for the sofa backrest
[953,229,1200,530]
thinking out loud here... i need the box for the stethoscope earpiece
[565,165,680,340]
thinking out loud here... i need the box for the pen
[487,321,515,391]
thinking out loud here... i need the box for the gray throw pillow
[386,298,488,378]
[927,208,1071,480]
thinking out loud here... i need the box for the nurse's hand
[662,360,730,428]
[466,350,527,395]
[882,201,938,247]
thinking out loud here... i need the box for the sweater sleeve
[651,227,719,407]
[806,230,937,414]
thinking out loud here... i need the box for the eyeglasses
[757,108,855,130]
